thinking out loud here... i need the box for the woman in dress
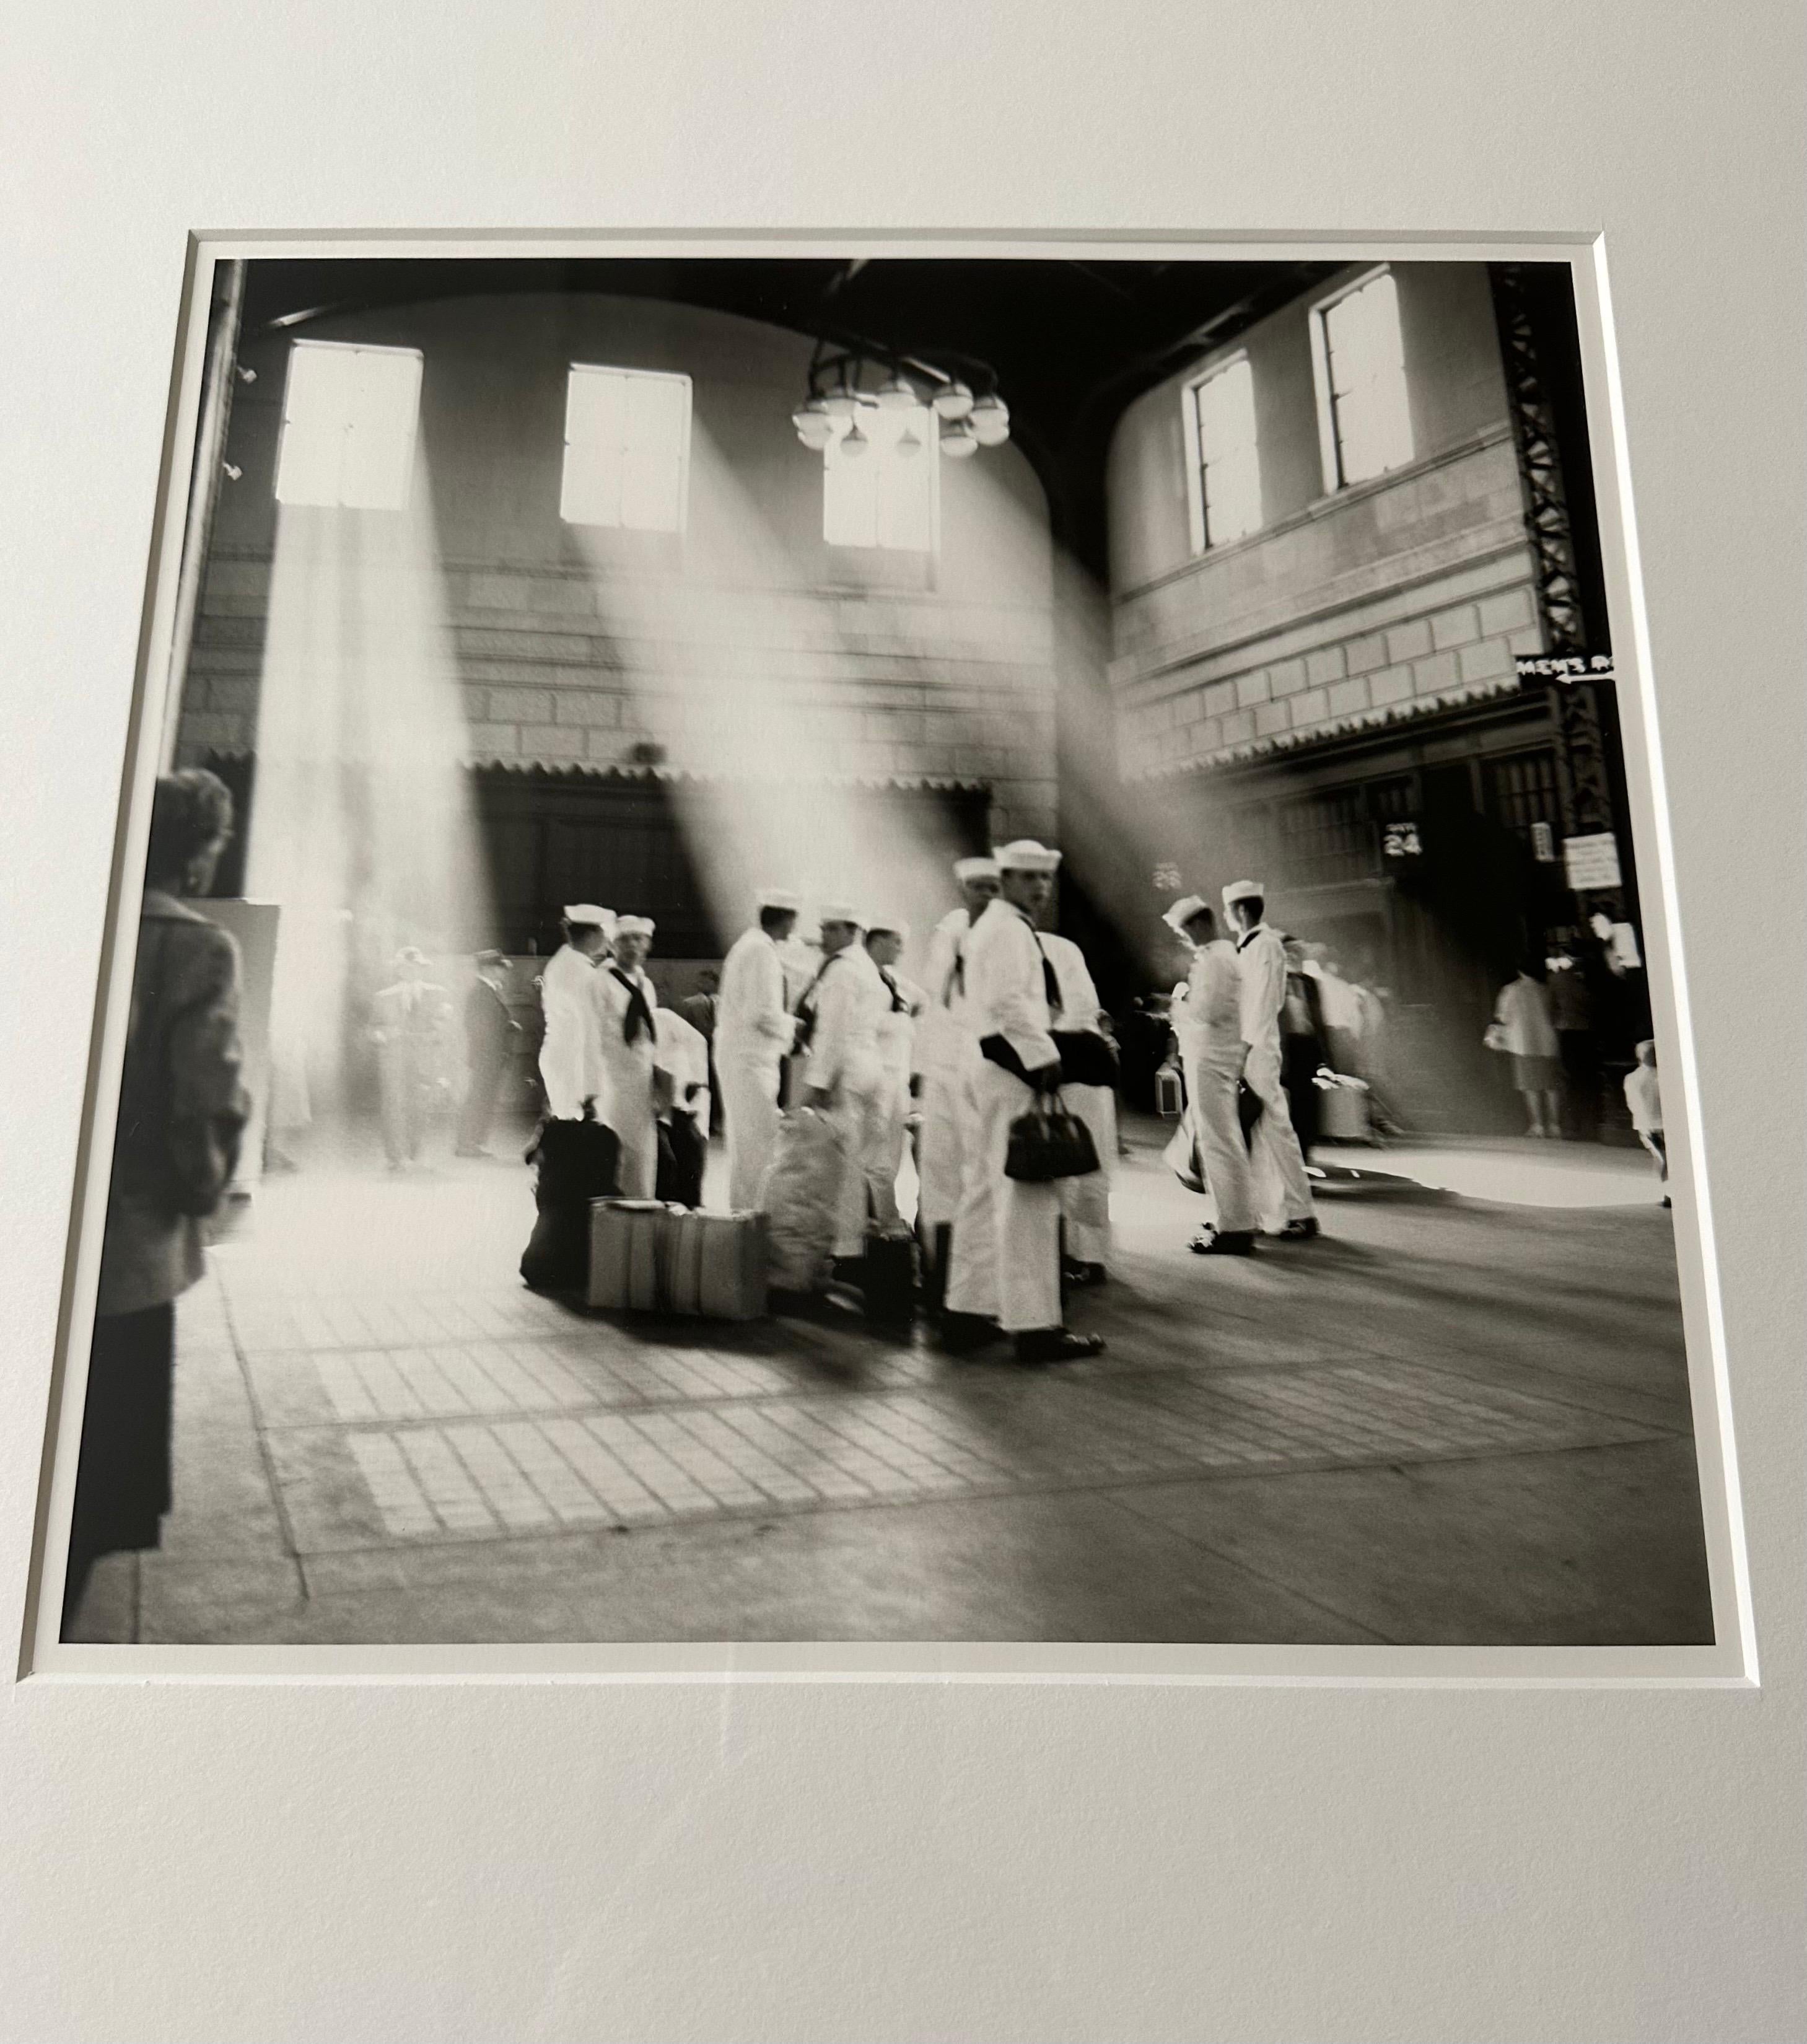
[1491,959,1563,1139]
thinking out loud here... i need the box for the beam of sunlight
[245,452,492,1116]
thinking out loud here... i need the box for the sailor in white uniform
[864,917,924,1225]
[1039,928,1115,1280]
[715,887,802,1209]
[1223,879,1319,1239]
[536,904,611,1120]
[942,840,1106,1366]
[796,903,893,1262]
[1165,894,1260,1254]
[914,854,1002,1292]
[592,913,662,1198]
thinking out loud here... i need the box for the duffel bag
[759,1107,844,1294]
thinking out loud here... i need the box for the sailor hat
[1221,879,1266,908]
[1162,894,1214,934]
[562,903,612,926]
[995,839,1062,874]
[818,901,863,927]
[756,887,802,913]
[613,915,656,938]
[953,854,1002,884]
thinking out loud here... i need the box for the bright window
[1311,269,1414,491]
[561,365,692,532]
[274,341,423,510]
[1185,356,1261,551]
[823,404,937,551]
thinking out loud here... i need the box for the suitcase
[1318,1075,1373,1142]
[660,1209,769,1321]
[588,1200,668,1311]
[861,1223,917,1327]
[1153,1060,1185,1118]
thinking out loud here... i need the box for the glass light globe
[895,421,924,458]
[968,393,1010,445]
[940,422,979,459]
[822,381,860,419]
[932,379,974,421]
[840,419,872,458]
[875,371,919,409]
[792,397,833,447]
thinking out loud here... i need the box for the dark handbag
[1238,1080,1264,1147]
[1004,1093,1101,1183]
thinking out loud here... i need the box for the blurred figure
[1041,928,1116,1284]
[914,854,1002,1304]
[1165,895,1259,1257]
[595,915,662,1197]
[796,905,893,1269]
[1546,945,1599,1139]
[1279,935,1329,1164]
[716,889,802,1209]
[1491,960,1563,1138]
[677,965,722,1133]
[538,905,611,1120]
[1308,946,1365,1077]
[1225,882,1319,1240]
[864,918,922,1229]
[370,947,450,1170]
[1624,1038,1668,1204]
[652,1004,712,1209]
[455,949,521,1158]
[65,770,249,1634]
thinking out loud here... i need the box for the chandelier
[791,345,1010,462]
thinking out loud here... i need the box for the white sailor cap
[953,855,1002,884]
[865,916,910,942]
[756,887,802,913]
[1221,879,1266,908]
[613,915,655,938]
[562,903,612,926]
[1162,894,1214,934]
[996,839,1062,874]
[818,901,862,927]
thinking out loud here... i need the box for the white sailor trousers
[1056,1082,1115,1266]
[719,1046,784,1211]
[828,1064,899,1256]
[944,1060,1062,1333]
[915,1033,978,1231]
[598,1040,658,1198]
[1242,1039,1315,1227]
[1181,1044,1259,1235]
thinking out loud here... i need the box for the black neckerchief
[793,949,844,1051]
[1236,924,1265,954]
[610,966,655,1045]
[1015,909,1064,1016]
[879,965,908,1014]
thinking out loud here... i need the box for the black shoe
[1190,1229,1256,1257]
[940,1310,1003,1354]
[1061,1260,1108,1289]
[1013,1327,1106,1365]
[1277,1216,1321,1241]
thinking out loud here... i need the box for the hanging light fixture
[822,369,860,420]
[840,416,872,458]
[968,391,1010,446]
[939,421,979,459]
[895,417,925,458]
[792,394,833,449]
[875,369,919,409]
[932,377,974,421]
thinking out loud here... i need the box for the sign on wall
[1381,820,1422,859]
[1516,653,1616,685]
[1563,831,1622,890]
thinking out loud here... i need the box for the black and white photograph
[50,245,1720,1652]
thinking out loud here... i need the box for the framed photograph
[3,7,1800,2040]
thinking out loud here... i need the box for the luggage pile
[588,1200,768,1321]
[757,1107,845,1296]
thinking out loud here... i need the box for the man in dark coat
[455,950,521,1158]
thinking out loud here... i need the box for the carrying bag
[1153,1059,1184,1119]
[1163,1119,1206,1194]
[1238,1080,1264,1147]
[759,1107,846,1293]
[1004,1093,1101,1183]
[860,1222,918,1327]
[1483,1020,1511,1053]
[587,1199,668,1312]
[660,1209,769,1321]
[1051,1029,1119,1090]
[520,1107,623,1293]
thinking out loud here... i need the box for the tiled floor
[69,1123,1715,1646]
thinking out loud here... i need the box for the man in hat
[914,854,1002,1302]
[864,917,925,1230]
[716,887,803,1209]
[943,841,1106,1365]
[370,946,451,1170]
[797,905,893,1264]
[455,949,522,1158]
[538,905,611,1121]
[1165,896,1259,1254]
[1223,880,1319,1239]
[593,914,662,1197]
